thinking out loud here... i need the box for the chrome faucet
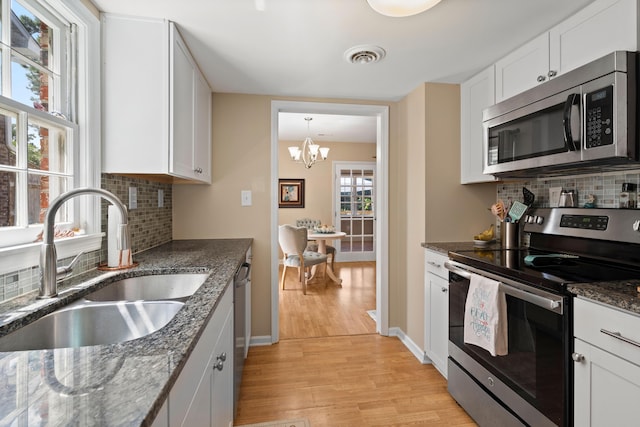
[39,188,132,299]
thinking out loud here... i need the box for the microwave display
[585,85,614,149]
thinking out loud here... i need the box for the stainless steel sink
[0,301,184,352]
[85,273,209,302]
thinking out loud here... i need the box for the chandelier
[367,0,442,17]
[288,117,330,169]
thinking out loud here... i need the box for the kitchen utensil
[490,200,507,221]
[507,200,528,222]
[523,187,535,206]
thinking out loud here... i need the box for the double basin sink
[0,273,210,352]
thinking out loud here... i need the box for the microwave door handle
[563,93,580,151]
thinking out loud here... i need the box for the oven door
[445,260,570,427]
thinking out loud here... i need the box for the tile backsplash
[0,174,173,302]
[497,170,640,246]
[497,170,640,209]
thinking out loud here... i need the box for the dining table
[307,230,346,285]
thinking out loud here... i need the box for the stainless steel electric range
[445,208,640,427]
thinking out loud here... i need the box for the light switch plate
[549,187,562,208]
[129,187,137,210]
[241,190,252,206]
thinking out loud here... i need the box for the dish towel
[463,273,508,356]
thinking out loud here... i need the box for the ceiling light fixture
[288,117,330,169]
[367,0,442,17]
[344,45,386,64]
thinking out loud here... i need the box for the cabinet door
[424,249,449,378]
[574,338,640,426]
[194,70,212,183]
[550,0,637,77]
[170,24,196,180]
[102,15,169,174]
[170,286,232,426]
[428,273,449,378]
[495,33,549,102]
[460,66,497,184]
[212,305,234,427]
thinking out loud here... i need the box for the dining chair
[295,218,336,268]
[278,225,328,294]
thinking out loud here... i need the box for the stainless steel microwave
[483,51,639,178]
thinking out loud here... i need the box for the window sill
[0,233,104,275]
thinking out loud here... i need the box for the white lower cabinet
[573,298,640,426]
[424,249,449,378]
[160,284,234,427]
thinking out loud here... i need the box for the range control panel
[560,214,609,230]
[524,208,640,245]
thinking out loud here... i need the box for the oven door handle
[445,260,563,314]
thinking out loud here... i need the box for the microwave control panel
[585,85,614,149]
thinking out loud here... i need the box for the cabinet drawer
[424,249,449,279]
[574,297,640,366]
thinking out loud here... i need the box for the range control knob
[536,216,544,225]
[524,215,533,224]
[633,220,640,231]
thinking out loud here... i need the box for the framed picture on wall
[278,178,305,208]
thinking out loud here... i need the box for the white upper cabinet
[460,66,498,184]
[495,33,550,103]
[495,0,638,103]
[102,14,212,184]
[549,0,638,75]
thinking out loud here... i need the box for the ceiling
[90,0,596,142]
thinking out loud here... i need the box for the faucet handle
[56,251,86,282]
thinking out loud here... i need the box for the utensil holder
[501,222,520,249]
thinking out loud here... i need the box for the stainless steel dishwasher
[233,260,251,417]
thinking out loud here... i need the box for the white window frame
[0,0,101,275]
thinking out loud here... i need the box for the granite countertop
[0,238,252,426]
[421,241,502,255]
[568,281,640,316]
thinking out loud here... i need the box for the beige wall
[173,88,496,347]
[277,140,376,227]
[393,83,497,348]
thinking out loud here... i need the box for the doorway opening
[270,101,389,343]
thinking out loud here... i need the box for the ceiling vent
[344,45,386,64]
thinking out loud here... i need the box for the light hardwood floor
[234,262,476,426]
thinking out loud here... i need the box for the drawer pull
[600,329,640,349]
[427,261,442,268]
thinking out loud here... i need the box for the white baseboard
[388,327,431,364]
[249,335,273,347]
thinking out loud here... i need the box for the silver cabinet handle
[600,329,640,349]
[548,70,557,78]
[214,360,224,371]
[572,352,585,362]
[441,287,448,293]
[194,167,203,174]
[427,260,441,268]
[537,75,546,82]
[217,352,227,362]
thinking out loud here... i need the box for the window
[0,0,100,273]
